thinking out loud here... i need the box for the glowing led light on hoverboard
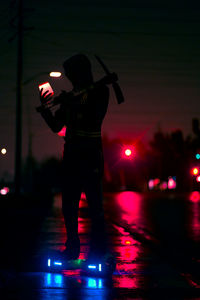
[47,258,62,267]
[47,259,102,273]
[88,265,97,269]
[54,261,62,266]
[48,259,51,267]
[88,264,102,272]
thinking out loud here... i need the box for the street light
[49,72,61,78]
[1,148,7,155]
[22,71,62,85]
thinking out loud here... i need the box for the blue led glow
[98,264,102,272]
[88,265,97,269]
[54,274,63,285]
[48,259,51,267]
[98,279,103,288]
[87,278,103,288]
[47,273,52,285]
[54,261,62,266]
[45,273,63,288]
[88,278,97,288]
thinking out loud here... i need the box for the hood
[63,54,93,88]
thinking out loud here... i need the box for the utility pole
[15,0,23,197]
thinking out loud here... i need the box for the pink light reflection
[113,191,144,289]
[78,217,90,234]
[190,191,200,203]
[79,192,88,208]
[117,245,139,262]
[62,269,81,277]
[120,235,135,245]
[188,192,200,241]
[115,191,143,226]
[114,275,138,289]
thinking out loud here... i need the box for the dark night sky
[1,0,200,179]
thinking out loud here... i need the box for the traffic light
[191,167,199,176]
[122,146,134,159]
[125,148,132,157]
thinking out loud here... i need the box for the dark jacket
[41,84,109,143]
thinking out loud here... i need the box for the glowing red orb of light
[123,147,134,159]
[125,149,132,157]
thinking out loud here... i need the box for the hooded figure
[39,54,110,260]
[63,54,93,89]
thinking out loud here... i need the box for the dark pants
[62,139,107,256]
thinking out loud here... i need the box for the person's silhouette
[39,54,110,260]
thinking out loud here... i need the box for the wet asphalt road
[2,191,200,299]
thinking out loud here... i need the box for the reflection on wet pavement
[21,191,150,294]
[3,191,200,299]
[189,191,200,242]
[115,191,143,226]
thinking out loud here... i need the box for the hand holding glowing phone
[39,82,54,108]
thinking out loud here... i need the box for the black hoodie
[40,54,109,142]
